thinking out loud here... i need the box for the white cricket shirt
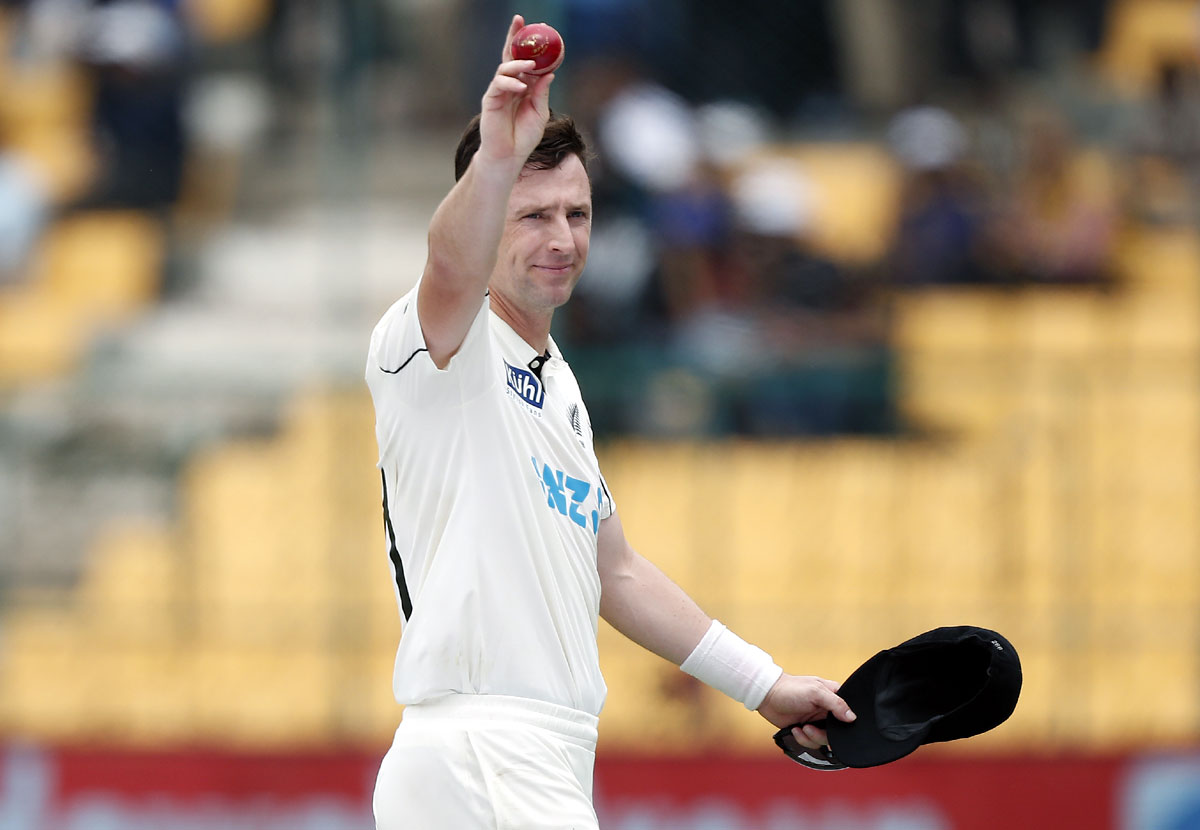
[365,284,615,716]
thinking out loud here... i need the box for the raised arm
[597,511,855,751]
[419,15,555,368]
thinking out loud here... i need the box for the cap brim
[826,650,931,768]
[794,746,848,771]
[772,725,848,771]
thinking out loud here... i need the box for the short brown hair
[454,112,590,182]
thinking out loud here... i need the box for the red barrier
[0,744,1181,829]
[594,753,1123,829]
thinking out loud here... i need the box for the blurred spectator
[0,138,49,284]
[591,76,756,380]
[731,162,865,342]
[62,0,190,213]
[565,72,704,350]
[722,161,893,435]
[990,108,1118,285]
[566,59,896,437]
[1120,59,1200,226]
[652,160,735,335]
[884,106,999,286]
[563,211,658,346]
[940,0,1111,81]
[563,71,731,434]
[597,78,701,195]
[581,80,777,340]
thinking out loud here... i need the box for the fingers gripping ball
[511,23,564,75]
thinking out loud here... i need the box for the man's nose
[546,214,572,251]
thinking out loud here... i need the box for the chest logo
[532,456,601,535]
[505,360,545,410]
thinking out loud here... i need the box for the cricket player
[366,15,856,828]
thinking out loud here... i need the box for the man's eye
[525,212,543,220]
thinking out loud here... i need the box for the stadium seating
[0,47,169,389]
[3,256,1200,749]
[0,211,165,386]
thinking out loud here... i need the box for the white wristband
[679,620,784,711]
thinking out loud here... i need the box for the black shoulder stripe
[380,347,428,375]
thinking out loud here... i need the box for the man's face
[492,154,592,314]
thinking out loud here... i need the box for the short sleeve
[598,471,616,521]
[365,284,494,411]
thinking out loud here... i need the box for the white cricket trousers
[373,693,600,830]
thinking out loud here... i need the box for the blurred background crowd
[0,0,1186,432]
[0,0,1199,827]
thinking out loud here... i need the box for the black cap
[776,626,1022,770]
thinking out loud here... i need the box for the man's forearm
[599,549,712,666]
[425,157,523,296]
[598,539,782,711]
[419,156,525,365]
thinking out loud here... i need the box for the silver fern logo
[568,403,587,445]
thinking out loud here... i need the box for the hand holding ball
[511,23,564,75]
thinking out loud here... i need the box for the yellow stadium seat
[88,649,195,745]
[764,142,902,265]
[0,66,89,133]
[1013,290,1111,356]
[1091,643,1199,747]
[0,286,84,384]
[0,605,91,741]
[77,522,180,646]
[1112,296,1200,352]
[897,354,1015,436]
[338,649,403,742]
[0,213,163,386]
[185,0,273,43]
[598,624,702,753]
[0,66,95,201]
[892,287,1015,354]
[892,445,996,609]
[1099,0,1200,95]
[40,212,165,320]
[185,440,290,645]
[725,444,808,606]
[6,127,95,204]
[892,290,1019,436]
[1113,226,1200,298]
[598,442,707,597]
[189,646,336,747]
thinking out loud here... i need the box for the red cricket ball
[511,22,564,75]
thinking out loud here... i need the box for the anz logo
[505,360,545,410]
[532,456,601,535]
